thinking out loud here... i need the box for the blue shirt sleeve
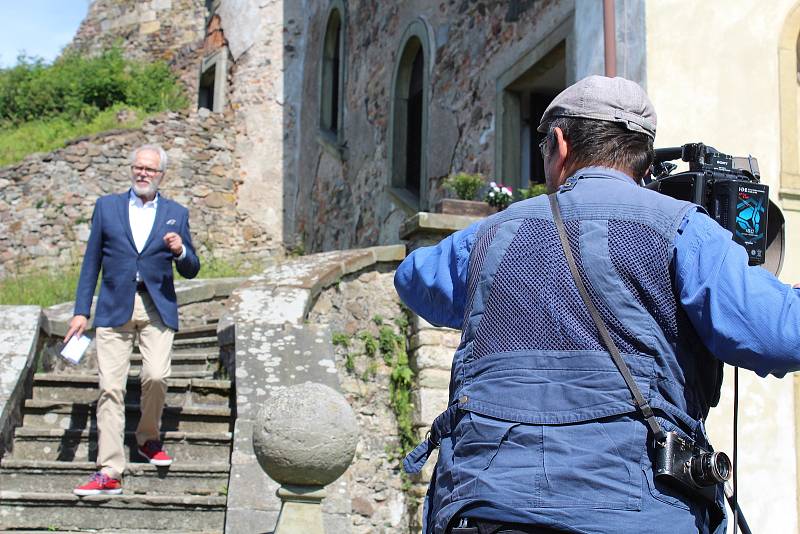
[394,222,480,329]
[674,208,800,377]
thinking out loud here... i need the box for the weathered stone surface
[67,0,206,96]
[410,329,461,351]
[412,387,449,429]
[0,492,226,531]
[410,344,455,373]
[253,382,359,487]
[307,267,412,534]
[416,368,451,390]
[400,212,485,252]
[0,111,275,279]
[0,306,41,457]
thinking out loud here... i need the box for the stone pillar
[407,315,461,530]
[252,382,359,534]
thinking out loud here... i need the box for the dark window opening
[527,92,557,184]
[322,10,342,134]
[331,27,341,131]
[502,41,566,190]
[199,65,216,111]
[405,49,424,196]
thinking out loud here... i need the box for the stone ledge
[40,277,245,337]
[0,305,42,457]
[400,211,481,237]
[229,245,407,326]
[224,245,408,534]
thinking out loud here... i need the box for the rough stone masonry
[0,109,274,279]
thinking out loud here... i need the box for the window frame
[318,1,348,156]
[389,19,433,213]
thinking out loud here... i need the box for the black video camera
[646,143,785,275]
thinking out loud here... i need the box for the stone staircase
[0,323,233,533]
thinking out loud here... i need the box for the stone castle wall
[213,0,301,255]
[0,109,276,279]
[307,267,412,533]
[67,0,208,95]
[289,0,565,252]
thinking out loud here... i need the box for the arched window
[390,21,431,211]
[320,4,345,139]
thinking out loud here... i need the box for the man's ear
[553,127,570,183]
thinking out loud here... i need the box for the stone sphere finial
[253,382,359,487]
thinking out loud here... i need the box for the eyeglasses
[538,136,549,160]
[132,165,162,176]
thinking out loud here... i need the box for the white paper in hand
[61,335,91,364]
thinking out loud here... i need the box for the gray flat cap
[537,75,657,139]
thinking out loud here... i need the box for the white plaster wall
[647,1,800,532]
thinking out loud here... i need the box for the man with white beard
[65,144,200,495]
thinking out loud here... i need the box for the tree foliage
[0,48,188,126]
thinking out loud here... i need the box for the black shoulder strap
[548,193,666,442]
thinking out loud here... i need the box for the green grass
[0,265,82,308]
[0,104,152,167]
[0,257,264,308]
[198,256,263,279]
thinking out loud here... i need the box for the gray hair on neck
[130,144,169,171]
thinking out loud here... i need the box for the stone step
[128,350,221,374]
[175,322,219,337]
[0,459,230,496]
[162,369,218,379]
[9,429,232,463]
[167,335,219,350]
[0,491,226,531]
[22,400,232,433]
[32,373,231,407]
[127,337,219,358]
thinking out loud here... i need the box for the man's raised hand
[163,232,183,256]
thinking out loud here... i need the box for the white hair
[130,144,168,171]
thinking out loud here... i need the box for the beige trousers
[95,291,173,479]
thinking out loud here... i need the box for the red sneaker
[73,471,122,496]
[137,440,173,466]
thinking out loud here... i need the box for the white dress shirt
[129,191,158,282]
[129,190,158,254]
[128,191,186,280]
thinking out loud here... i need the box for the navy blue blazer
[74,190,201,331]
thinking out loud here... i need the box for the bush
[0,48,189,165]
[443,172,485,201]
[0,48,188,127]
[516,183,548,200]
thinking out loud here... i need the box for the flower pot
[434,199,497,217]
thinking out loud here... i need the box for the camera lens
[690,451,732,486]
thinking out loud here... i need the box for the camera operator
[394,75,800,534]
